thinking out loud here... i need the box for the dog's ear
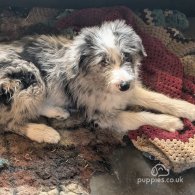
[68,53,86,79]
[139,41,147,58]
[77,53,90,73]
[71,64,79,78]
[69,53,87,78]
[79,54,87,67]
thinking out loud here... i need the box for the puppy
[1,20,195,143]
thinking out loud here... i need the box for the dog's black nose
[119,81,130,91]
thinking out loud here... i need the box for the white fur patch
[110,68,134,85]
[97,29,116,49]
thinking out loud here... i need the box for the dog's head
[70,20,146,92]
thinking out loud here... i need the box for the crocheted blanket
[0,8,195,194]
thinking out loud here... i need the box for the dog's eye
[123,52,132,63]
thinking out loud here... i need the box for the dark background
[0,0,194,16]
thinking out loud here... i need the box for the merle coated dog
[0,20,194,143]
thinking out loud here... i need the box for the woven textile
[138,9,189,30]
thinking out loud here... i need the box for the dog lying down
[0,20,195,143]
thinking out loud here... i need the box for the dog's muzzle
[119,81,130,91]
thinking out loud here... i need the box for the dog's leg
[116,111,183,132]
[19,123,60,143]
[39,105,70,120]
[131,85,195,121]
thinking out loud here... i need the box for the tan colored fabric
[181,55,195,76]
[132,136,195,172]
[132,13,195,58]
[0,181,89,195]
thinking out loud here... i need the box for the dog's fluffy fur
[1,20,195,143]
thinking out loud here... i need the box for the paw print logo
[151,163,170,177]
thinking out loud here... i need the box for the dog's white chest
[83,91,129,115]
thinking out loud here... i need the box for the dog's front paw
[169,101,195,122]
[157,115,184,132]
[181,103,195,122]
[26,124,60,143]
